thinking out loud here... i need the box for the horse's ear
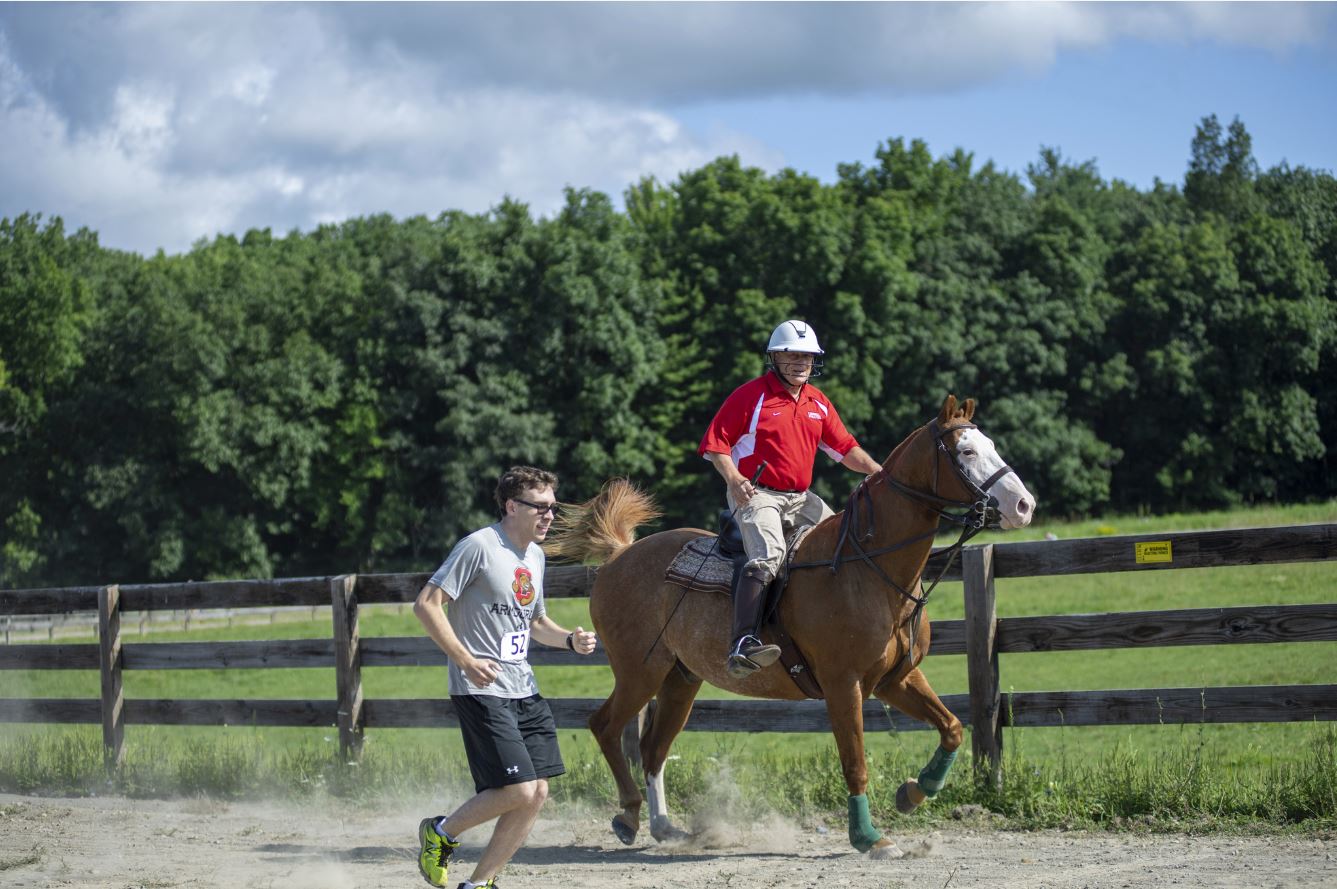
[961,398,976,421]
[938,394,957,425]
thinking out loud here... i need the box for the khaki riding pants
[726,487,834,582]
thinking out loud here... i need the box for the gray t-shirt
[427,523,547,698]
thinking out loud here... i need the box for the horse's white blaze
[646,769,669,826]
[955,428,1035,529]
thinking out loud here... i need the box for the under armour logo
[506,765,520,775]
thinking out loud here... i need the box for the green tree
[0,214,94,585]
[1185,115,1261,222]
[7,116,1337,588]
[1222,214,1331,500]
[1104,219,1242,509]
[523,189,663,498]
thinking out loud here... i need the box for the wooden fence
[2,523,1335,782]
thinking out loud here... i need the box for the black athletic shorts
[452,693,565,793]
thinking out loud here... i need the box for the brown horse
[545,395,1035,857]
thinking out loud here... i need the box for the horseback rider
[698,320,883,679]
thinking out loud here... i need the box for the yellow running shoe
[417,817,460,887]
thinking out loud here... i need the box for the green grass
[1,718,1332,832]
[972,498,1337,543]
[2,500,1335,830]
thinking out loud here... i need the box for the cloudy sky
[1,2,1334,256]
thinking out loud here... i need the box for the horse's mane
[881,421,923,471]
[543,478,662,565]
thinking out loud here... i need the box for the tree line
[2,115,1334,588]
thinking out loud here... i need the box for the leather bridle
[789,418,1020,687]
[882,419,1016,535]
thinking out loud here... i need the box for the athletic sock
[432,818,457,844]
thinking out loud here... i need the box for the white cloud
[222,65,275,107]
[1119,2,1326,51]
[0,27,772,254]
[0,3,1330,254]
[314,2,1334,100]
[110,84,175,160]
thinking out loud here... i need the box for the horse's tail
[544,478,661,565]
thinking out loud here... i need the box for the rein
[790,419,1018,685]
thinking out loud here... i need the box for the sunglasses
[513,498,560,517]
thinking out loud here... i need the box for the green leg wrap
[917,745,958,797]
[847,793,883,852]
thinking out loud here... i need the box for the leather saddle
[663,511,823,698]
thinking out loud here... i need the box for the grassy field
[2,500,1335,829]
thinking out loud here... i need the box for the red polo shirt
[698,372,859,492]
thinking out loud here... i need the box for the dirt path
[1,792,1333,888]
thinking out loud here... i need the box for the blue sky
[1,2,1333,256]
[681,39,1337,189]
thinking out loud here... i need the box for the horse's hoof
[869,838,905,860]
[611,814,638,846]
[895,779,927,814]
[650,816,690,843]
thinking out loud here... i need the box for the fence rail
[7,684,1337,732]
[1,523,1335,781]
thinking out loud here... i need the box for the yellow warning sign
[1135,541,1173,564]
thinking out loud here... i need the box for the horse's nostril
[1018,499,1031,515]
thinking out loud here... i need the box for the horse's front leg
[823,680,902,859]
[873,665,964,814]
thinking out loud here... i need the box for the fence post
[331,574,364,760]
[962,543,1001,789]
[98,584,125,769]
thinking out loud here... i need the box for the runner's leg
[468,779,548,883]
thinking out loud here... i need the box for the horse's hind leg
[589,669,670,845]
[873,665,964,814]
[639,665,701,842]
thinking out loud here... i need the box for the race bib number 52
[501,630,530,661]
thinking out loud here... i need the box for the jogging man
[699,320,882,679]
[414,465,597,889]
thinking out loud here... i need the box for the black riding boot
[727,566,781,679]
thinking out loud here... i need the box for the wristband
[565,632,575,651]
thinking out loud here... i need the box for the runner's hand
[571,626,597,655]
[464,657,501,686]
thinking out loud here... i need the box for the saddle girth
[764,615,824,699]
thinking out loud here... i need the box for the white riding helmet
[767,320,824,355]
[766,320,824,380]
